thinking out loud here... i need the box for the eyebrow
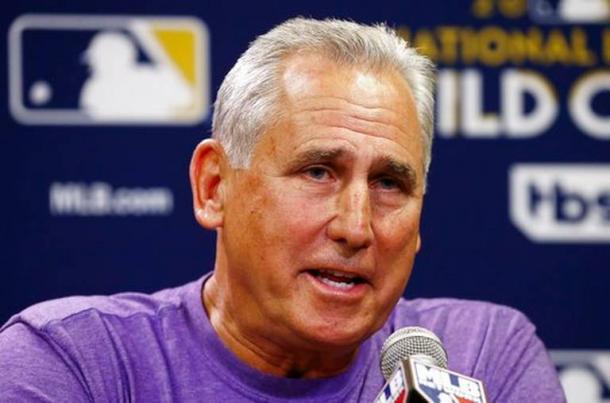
[290,148,347,168]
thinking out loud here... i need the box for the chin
[300,321,373,352]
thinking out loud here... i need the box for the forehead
[253,52,425,176]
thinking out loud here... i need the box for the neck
[202,273,359,378]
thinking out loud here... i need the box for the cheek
[223,177,276,263]
[268,181,334,241]
[225,180,331,272]
[375,204,422,254]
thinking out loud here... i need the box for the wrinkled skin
[190,52,425,378]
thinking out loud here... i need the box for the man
[0,18,564,401]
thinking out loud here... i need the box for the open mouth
[306,269,366,290]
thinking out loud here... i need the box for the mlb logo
[528,0,610,23]
[552,350,610,403]
[411,361,486,403]
[8,14,210,125]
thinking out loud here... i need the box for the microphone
[374,326,488,403]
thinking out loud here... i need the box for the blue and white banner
[1,2,608,401]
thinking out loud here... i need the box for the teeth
[318,276,356,289]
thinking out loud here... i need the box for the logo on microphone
[377,368,407,403]
[8,14,210,125]
[509,164,610,243]
[411,361,486,403]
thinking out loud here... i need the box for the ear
[416,234,421,253]
[189,139,227,229]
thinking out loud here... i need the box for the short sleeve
[0,322,90,402]
[488,310,566,402]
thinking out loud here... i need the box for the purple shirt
[0,276,565,402]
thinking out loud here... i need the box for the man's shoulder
[396,297,527,319]
[0,278,207,401]
[386,297,535,342]
[378,299,563,402]
[1,278,200,333]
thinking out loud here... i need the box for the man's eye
[376,177,401,190]
[304,167,330,181]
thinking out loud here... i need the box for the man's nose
[327,182,373,250]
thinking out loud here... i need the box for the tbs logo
[552,350,610,403]
[529,0,610,24]
[509,164,610,243]
[9,14,209,125]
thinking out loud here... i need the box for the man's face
[219,53,425,351]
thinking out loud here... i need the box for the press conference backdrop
[1,0,608,400]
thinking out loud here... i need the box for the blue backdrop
[1,1,609,400]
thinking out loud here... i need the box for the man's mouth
[306,269,366,290]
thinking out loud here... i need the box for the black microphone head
[379,326,448,381]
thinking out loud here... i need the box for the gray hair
[212,17,436,180]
